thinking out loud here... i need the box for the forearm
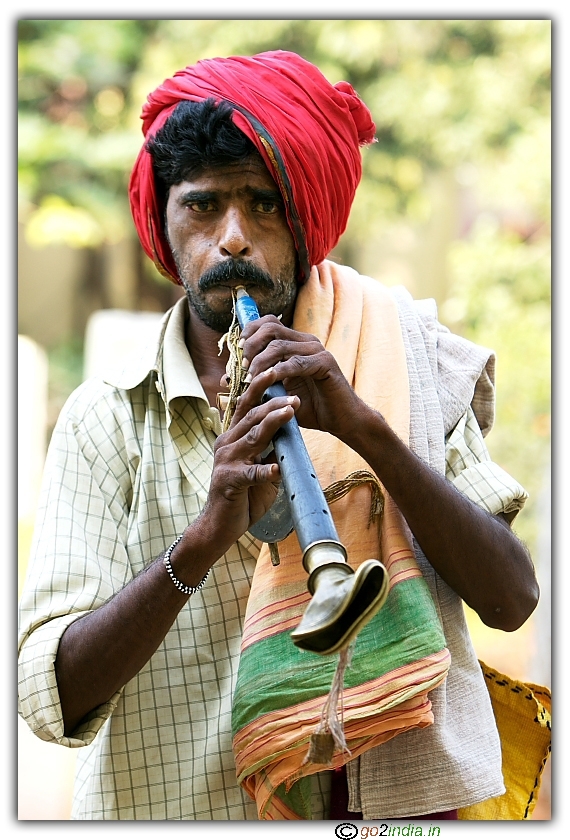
[55,379,295,737]
[340,403,539,631]
[55,519,222,736]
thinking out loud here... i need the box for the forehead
[177,156,279,194]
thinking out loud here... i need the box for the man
[18,51,538,821]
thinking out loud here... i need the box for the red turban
[129,50,376,284]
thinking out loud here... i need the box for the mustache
[198,259,275,292]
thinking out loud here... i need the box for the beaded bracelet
[163,534,210,596]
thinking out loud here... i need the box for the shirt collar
[101,297,208,409]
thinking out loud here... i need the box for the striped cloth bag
[231,262,450,819]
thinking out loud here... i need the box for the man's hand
[238,316,362,440]
[199,366,299,555]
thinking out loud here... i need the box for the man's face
[165,155,298,333]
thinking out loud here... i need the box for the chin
[190,301,235,333]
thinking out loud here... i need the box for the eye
[188,200,216,213]
[254,200,280,215]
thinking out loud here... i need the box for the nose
[218,208,252,259]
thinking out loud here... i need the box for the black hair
[146,98,260,199]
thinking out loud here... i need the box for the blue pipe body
[234,290,340,550]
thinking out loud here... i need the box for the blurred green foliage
[18,19,550,556]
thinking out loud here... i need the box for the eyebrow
[176,187,283,204]
[177,190,217,204]
[249,188,283,203]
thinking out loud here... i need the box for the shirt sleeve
[18,381,136,748]
[445,406,528,518]
[17,612,122,748]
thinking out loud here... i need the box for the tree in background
[18,17,550,558]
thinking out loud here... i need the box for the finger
[240,314,315,343]
[241,364,278,401]
[212,461,281,506]
[259,448,278,466]
[245,351,340,386]
[229,366,279,426]
[238,314,283,343]
[225,402,297,462]
[242,461,281,486]
[231,363,303,422]
[221,394,297,447]
[244,341,323,383]
[240,322,317,368]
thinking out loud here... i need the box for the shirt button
[202,417,213,430]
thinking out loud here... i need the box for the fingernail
[241,357,250,371]
[238,338,245,349]
[244,372,253,384]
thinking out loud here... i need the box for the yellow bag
[458,662,551,820]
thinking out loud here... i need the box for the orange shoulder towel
[231,261,451,819]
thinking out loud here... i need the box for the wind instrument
[234,286,388,655]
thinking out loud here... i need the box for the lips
[206,281,264,294]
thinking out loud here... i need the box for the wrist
[165,518,223,590]
[337,400,390,454]
[163,535,211,596]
